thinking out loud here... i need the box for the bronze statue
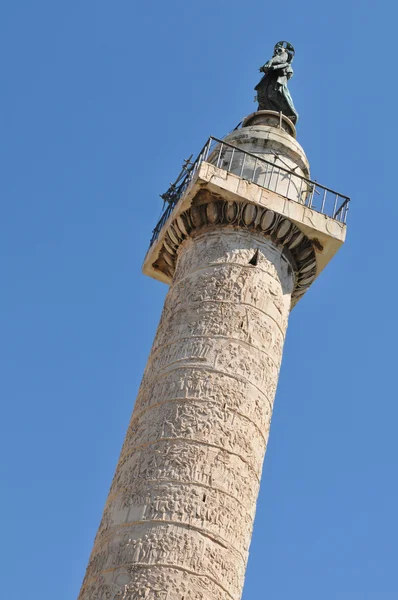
[255,41,298,124]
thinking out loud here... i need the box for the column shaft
[79,228,294,600]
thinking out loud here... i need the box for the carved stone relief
[96,478,254,554]
[109,440,260,511]
[79,222,294,600]
[81,566,233,600]
[119,399,266,470]
[82,524,245,600]
[133,367,273,434]
[152,192,316,307]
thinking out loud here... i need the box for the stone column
[79,224,295,600]
[78,109,348,600]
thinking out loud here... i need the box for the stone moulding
[152,191,316,307]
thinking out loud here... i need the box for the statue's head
[274,40,295,63]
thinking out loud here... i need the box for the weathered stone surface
[78,228,294,600]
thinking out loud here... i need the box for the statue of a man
[255,41,298,124]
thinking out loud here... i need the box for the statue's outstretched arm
[259,58,274,72]
[270,62,290,71]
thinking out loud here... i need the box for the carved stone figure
[78,225,295,600]
[255,40,298,123]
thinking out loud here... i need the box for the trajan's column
[78,41,349,600]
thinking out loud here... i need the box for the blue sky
[0,1,394,599]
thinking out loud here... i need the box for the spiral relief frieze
[79,221,295,600]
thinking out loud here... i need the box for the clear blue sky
[0,1,394,599]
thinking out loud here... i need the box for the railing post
[269,164,275,190]
[262,163,269,188]
[274,168,280,193]
[239,153,246,178]
[332,194,338,218]
[308,183,316,209]
[217,143,223,169]
[321,188,327,213]
[204,138,211,161]
[344,203,349,223]
[298,177,304,204]
[285,172,292,200]
[228,148,236,173]
[253,157,258,183]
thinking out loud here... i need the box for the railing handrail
[332,197,350,219]
[150,135,350,246]
[207,136,351,202]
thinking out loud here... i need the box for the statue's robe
[255,66,298,124]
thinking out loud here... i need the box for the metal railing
[150,136,350,246]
